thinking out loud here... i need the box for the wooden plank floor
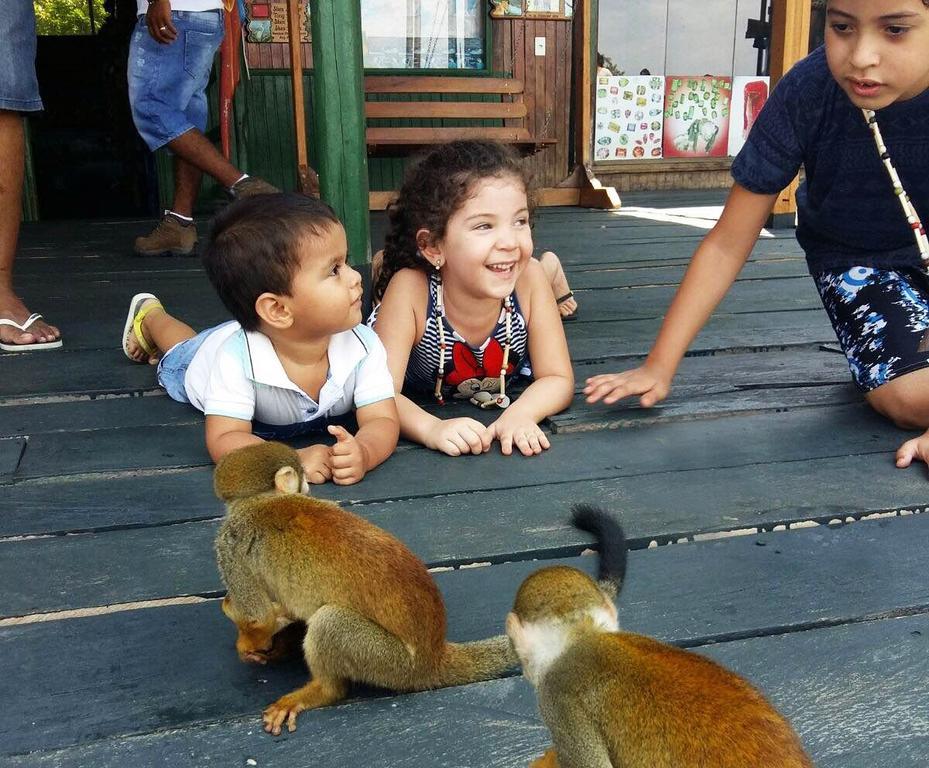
[3,190,928,766]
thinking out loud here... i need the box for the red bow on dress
[444,339,514,387]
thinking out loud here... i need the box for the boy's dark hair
[202,193,340,331]
[373,140,533,302]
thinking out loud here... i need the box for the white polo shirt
[181,322,395,428]
[136,1,224,15]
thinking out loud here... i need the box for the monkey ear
[505,612,524,647]
[274,465,302,494]
[597,596,619,631]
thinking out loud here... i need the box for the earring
[434,258,443,269]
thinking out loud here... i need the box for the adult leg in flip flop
[0,111,60,349]
[126,299,197,364]
[537,250,577,319]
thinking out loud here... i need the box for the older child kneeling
[122,194,399,485]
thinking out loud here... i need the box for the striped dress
[376,271,531,399]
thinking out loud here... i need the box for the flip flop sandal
[0,313,63,351]
[122,292,163,362]
[555,291,578,321]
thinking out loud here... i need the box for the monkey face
[222,596,278,664]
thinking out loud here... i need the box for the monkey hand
[425,417,492,456]
[242,649,270,665]
[328,425,367,485]
[296,444,332,485]
[488,414,549,457]
[263,692,309,735]
[263,679,345,734]
[896,428,929,470]
[529,748,559,768]
[584,363,671,407]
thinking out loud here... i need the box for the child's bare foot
[538,251,577,319]
[122,293,164,365]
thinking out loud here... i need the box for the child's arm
[205,415,332,484]
[489,258,574,456]
[328,398,400,484]
[205,415,264,460]
[373,270,493,456]
[584,184,778,406]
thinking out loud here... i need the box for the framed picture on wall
[526,0,572,18]
[490,0,572,19]
[490,0,524,17]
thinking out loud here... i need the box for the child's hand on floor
[328,425,368,485]
[584,364,671,407]
[489,413,550,456]
[426,417,493,457]
[297,444,333,485]
[895,429,929,469]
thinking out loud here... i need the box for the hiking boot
[134,213,198,257]
[230,175,280,199]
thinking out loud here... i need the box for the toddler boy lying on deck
[121,194,399,485]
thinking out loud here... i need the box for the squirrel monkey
[213,441,516,736]
[507,505,813,768]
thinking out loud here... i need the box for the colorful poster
[246,1,309,44]
[727,76,769,156]
[662,76,732,158]
[593,75,664,161]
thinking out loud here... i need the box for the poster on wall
[662,76,732,158]
[593,75,665,161]
[245,1,309,44]
[727,76,769,156]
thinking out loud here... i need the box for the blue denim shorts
[127,10,224,151]
[0,1,43,112]
[156,323,224,403]
[813,266,929,391]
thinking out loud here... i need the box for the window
[361,0,485,70]
[34,0,109,36]
[594,1,772,162]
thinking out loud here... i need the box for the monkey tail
[430,635,518,688]
[571,504,627,598]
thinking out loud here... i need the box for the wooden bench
[363,75,556,156]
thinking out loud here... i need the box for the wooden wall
[240,8,575,191]
[491,15,574,188]
[244,41,313,69]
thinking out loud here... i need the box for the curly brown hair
[372,140,533,302]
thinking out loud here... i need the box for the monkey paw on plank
[263,679,347,735]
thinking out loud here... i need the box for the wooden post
[287,0,319,196]
[768,0,811,227]
[308,0,370,265]
[573,0,593,168]
[563,0,620,209]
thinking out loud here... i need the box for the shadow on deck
[2,190,928,766]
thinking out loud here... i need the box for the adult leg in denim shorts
[0,1,62,350]
[127,7,274,238]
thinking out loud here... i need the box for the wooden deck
[2,191,928,766]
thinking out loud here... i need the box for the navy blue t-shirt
[731,46,929,273]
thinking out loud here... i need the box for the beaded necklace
[862,108,929,266]
[433,274,514,409]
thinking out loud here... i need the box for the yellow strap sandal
[122,292,163,362]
